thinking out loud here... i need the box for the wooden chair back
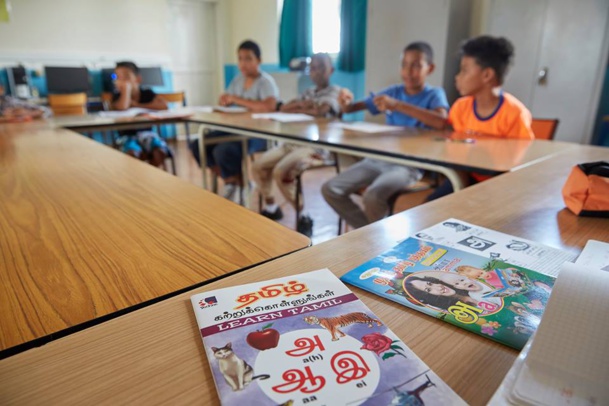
[48,93,87,116]
[157,91,186,105]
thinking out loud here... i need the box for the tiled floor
[168,139,433,245]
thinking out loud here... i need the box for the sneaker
[261,207,283,220]
[222,183,240,202]
[297,215,314,238]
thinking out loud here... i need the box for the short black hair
[115,61,140,75]
[238,40,261,60]
[404,41,434,64]
[460,36,514,84]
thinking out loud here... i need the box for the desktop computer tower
[7,66,32,99]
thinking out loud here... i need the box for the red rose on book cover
[360,333,392,355]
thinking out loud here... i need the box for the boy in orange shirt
[425,35,535,201]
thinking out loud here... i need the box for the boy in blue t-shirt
[322,42,449,229]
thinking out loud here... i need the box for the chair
[101,92,114,112]
[48,93,87,116]
[531,118,559,140]
[157,91,191,141]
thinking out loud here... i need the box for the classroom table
[1,143,606,405]
[186,112,576,191]
[0,121,310,358]
[53,112,578,194]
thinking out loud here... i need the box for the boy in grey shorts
[252,53,340,237]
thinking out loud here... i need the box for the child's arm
[280,100,333,117]
[374,95,448,129]
[111,81,132,111]
[338,88,366,114]
[220,94,277,112]
[132,95,168,111]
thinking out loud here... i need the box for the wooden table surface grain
[1,143,606,405]
[0,122,310,355]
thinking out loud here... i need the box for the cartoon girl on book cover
[401,270,503,313]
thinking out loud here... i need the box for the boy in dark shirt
[111,61,168,167]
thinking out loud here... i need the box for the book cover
[191,269,465,406]
[340,238,555,350]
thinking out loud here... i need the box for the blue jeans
[189,131,266,179]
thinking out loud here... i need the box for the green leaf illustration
[382,352,397,360]
[261,323,273,330]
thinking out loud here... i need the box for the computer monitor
[139,67,164,87]
[101,68,116,93]
[45,66,90,94]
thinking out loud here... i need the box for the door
[168,0,219,107]
[487,0,609,143]
[487,0,547,108]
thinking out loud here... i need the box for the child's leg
[252,145,287,204]
[213,141,243,183]
[425,179,454,202]
[121,137,143,159]
[273,146,316,210]
[362,164,422,223]
[137,131,168,168]
[321,158,381,229]
[426,171,473,202]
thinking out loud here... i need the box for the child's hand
[373,95,398,112]
[338,88,354,110]
[219,94,234,106]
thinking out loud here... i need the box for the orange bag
[562,161,609,217]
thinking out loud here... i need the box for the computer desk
[0,121,310,358]
[1,142,606,405]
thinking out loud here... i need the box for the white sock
[264,203,279,212]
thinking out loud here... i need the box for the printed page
[575,240,609,271]
[511,262,609,405]
[332,121,404,134]
[251,112,315,122]
[98,107,153,118]
[213,106,249,113]
[414,219,577,276]
[191,269,465,406]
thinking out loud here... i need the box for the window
[312,0,341,54]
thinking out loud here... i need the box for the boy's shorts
[119,131,168,158]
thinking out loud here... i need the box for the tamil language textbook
[341,230,559,350]
[190,269,465,406]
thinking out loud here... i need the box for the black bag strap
[577,161,609,178]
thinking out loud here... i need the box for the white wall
[365,0,472,110]
[222,0,280,65]
[0,0,171,68]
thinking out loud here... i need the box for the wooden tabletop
[187,112,576,174]
[1,143,606,405]
[0,122,310,356]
